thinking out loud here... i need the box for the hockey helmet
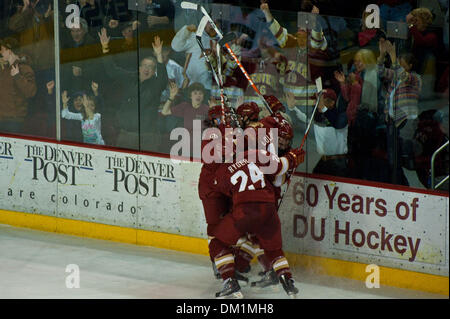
[208,105,230,123]
[236,102,260,122]
[275,114,294,140]
[259,114,294,153]
[278,118,294,141]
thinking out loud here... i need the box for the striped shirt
[378,62,422,127]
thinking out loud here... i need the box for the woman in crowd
[406,7,438,99]
[378,38,422,185]
[336,48,390,182]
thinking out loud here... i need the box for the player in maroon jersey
[208,102,302,298]
[209,147,304,298]
[232,110,298,289]
[235,99,295,206]
[243,106,293,159]
[200,103,257,285]
[236,102,260,128]
[198,105,234,279]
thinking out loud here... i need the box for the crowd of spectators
[0,0,448,189]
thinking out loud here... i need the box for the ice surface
[0,224,445,299]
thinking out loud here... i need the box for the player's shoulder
[259,115,278,129]
[247,121,265,129]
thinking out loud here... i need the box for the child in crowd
[61,90,105,145]
[161,81,211,136]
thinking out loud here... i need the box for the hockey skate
[250,269,279,290]
[212,261,221,280]
[234,270,249,286]
[279,274,299,298]
[215,278,244,299]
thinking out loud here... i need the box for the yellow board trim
[285,252,449,296]
[0,209,447,296]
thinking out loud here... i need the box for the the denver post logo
[0,141,13,160]
[25,144,94,186]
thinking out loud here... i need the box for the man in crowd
[0,37,37,135]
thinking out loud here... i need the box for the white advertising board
[1,136,448,276]
[0,136,206,238]
[278,175,449,276]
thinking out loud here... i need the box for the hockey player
[198,105,234,279]
[210,97,299,292]
[242,95,292,158]
[230,101,268,277]
[202,99,298,284]
[209,146,304,299]
[233,97,286,158]
[263,94,286,114]
[200,102,267,285]
[232,112,298,289]
[236,102,260,128]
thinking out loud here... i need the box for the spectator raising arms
[171,22,216,91]
[261,2,323,119]
[79,0,105,36]
[161,81,211,156]
[334,70,362,127]
[312,89,350,178]
[60,17,102,96]
[8,0,54,74]
[0,37,37,135]
[406,7,438,99]
[378,38,422,185]
[378,39,421,130]
[61,90,105,146]
[103,34,168,151]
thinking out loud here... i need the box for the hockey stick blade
[196,16,210,38]
[184,1,270,114]
[219,32,237,46]
[180,1,198,10]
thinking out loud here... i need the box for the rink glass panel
[0,1,448,192]
[0,1,58,218]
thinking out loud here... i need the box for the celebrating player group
[181,0,325,299]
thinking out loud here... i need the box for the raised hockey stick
[298,90,323,152]
[293,77,324,152]
[181,1,274,116]
[194,15,228,123]
[223,42,273,116]
[277,80,323,210]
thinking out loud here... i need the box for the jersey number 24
[230,163,266,192]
